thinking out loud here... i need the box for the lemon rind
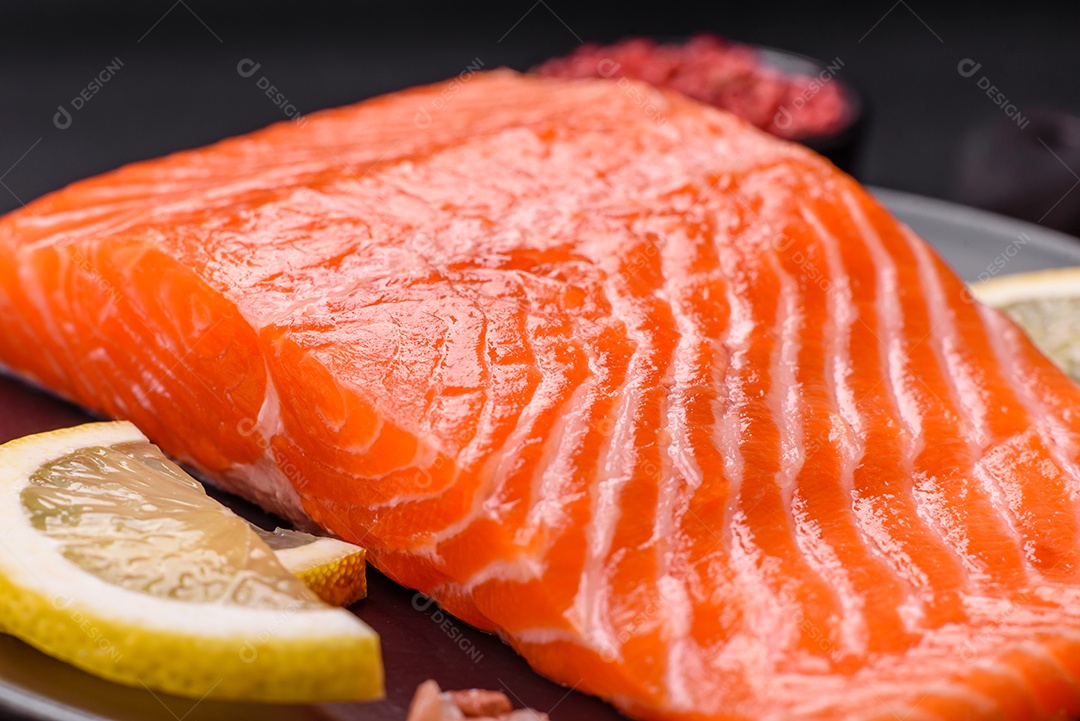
[0,421,383,702]
[970,266,1080,305]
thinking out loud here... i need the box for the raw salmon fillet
[3,70,1080,720]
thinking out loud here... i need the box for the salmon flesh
[3,70,1080,720]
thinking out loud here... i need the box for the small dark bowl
[755,46,867,175]
[529,38,867,176]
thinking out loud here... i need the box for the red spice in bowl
[533,35,852,141]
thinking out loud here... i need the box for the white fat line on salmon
[839,189,927,449]
[771,248,866,661]
[976,305,1080,540]
[718,220,847,658]
[812,197,928,621]
[233,365,446,518]
[904,231,997,445]
[516,384,595,550]
[232,370,308,523]
[856,192,1028,588]
[834,192,963,609]
[571,249,678,659]
[645,218,708,707]
[798,204,862,453]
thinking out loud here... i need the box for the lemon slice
[970,266,1080,382]
[0,421,383,703]
[256,528,368,607]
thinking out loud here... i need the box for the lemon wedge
[256,528,368,607]
[970,266,1080,382]
[0,421,382,703]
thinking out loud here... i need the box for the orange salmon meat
[3,70,1080,720]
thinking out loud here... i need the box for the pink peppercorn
[534,35,850,140]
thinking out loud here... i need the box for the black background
[2,0,1080,234]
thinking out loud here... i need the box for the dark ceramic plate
[0,189,1077,721]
